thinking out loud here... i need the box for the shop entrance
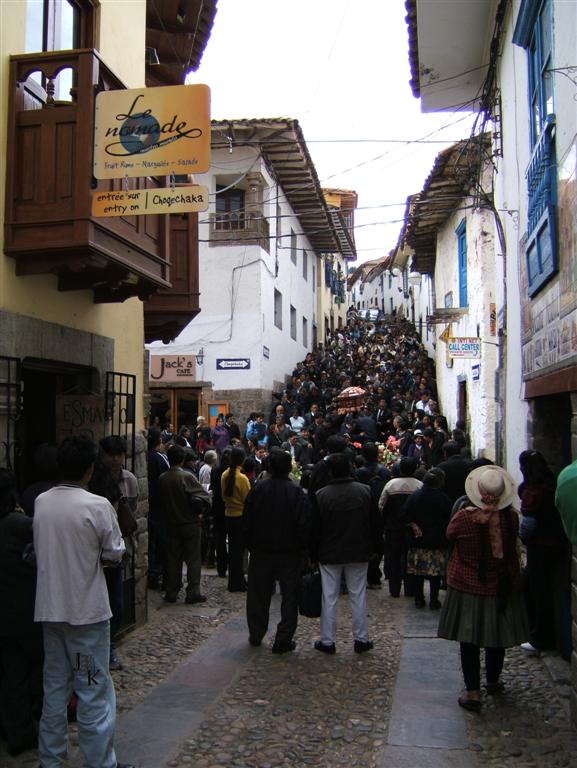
[18,359,96,487]
[149,388,200,431]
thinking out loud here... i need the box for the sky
[187,0,476,265]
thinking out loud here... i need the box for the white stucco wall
[433,204,499,458]
[149,147,317,391]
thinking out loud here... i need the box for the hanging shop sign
[93,84,211,179]
[448,337,482,358]
[92,185,208,217]
[149,355,196,382]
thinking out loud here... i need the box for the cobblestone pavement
[3,574,577,767]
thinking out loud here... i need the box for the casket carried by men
[336,386,367,414]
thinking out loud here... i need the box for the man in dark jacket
[0,469,43,756]
[313,453,381,654]
[244,449,310,654]
[436,441,472,503]
[158,445,211,604]
[147,429,170,589]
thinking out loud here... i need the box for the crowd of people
[0,313,576,764]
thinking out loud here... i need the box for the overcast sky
[188,0,475,264]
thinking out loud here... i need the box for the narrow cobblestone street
[3,572,576,768]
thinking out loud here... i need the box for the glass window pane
[25,0,43,52]
[540,1,552,61]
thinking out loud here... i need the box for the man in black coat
[244,449,310,654]
[312,453,381,654]
[436,441,472,503]
[147,429,170,589]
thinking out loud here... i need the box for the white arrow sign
[216,358,251,370]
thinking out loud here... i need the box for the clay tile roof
[399,134,491,274]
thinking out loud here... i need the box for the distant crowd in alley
[1,309,577,764]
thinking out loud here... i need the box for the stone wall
[212,387,276,424]
[131,431,148,629]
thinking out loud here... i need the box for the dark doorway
[458,380,468,427]
[17,358,95,488]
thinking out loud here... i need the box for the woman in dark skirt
[438,465,528,711]
[401,468,451,609]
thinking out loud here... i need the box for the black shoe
[414,597,426,609]
[185,594,207,604]
[271,640,296,654]
[116,763,137,768]
[429,599,442,610]
[314,640,336,655]
[354,640,374,654]
[228,585,247,593]
[248,636,262,647]
[163,595,177,603]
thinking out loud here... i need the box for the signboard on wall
[93,84,211,179]
[55,394,106,443]
[92,185,208,217]
[448,337,481,358]
[149,355,196,382]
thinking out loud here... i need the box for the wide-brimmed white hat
[465,465,517,510]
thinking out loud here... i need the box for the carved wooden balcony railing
[209,211,270,254]
[4,49,170,302]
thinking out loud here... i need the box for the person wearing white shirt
[33,436,131,768]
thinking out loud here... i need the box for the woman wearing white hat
[438,465,529,711]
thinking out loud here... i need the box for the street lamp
[195,347,204,366]
[408,271,422,286]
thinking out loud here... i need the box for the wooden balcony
[209,211,270,253]
[4,49,170,302]
[143,212,201,343]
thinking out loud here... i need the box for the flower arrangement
[376,441,400,468]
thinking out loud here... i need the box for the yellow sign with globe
[93,84,210,179]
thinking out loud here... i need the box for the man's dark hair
[58,436,98,481]
[443,441,461,458]
[361,442,379,463]
[167,445,186,467]
[399,456,418,477]
[225,413,234,420]
[148,428,162,451]
[327,452,352,479]
[423,467,445,489]
[100,435,127,456]
[268,447,292,476]
[325,435,348,454]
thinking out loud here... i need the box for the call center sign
[93,84,210,179]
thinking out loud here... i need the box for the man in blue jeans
[33,436,133,768]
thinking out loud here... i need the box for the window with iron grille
[302,250,308,281]
[302,317,308,347]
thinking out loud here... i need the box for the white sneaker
[520,642,540,656]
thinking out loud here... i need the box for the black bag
[298,570,322,618]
